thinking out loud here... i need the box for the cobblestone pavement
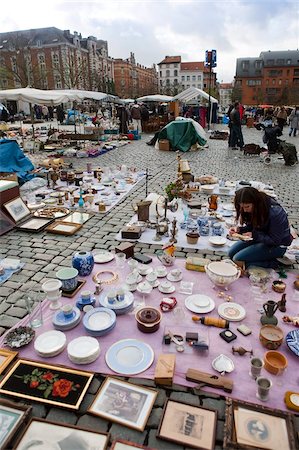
[0,124,298,448]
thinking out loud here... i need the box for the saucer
[167,273,183,282]
[156,268,168,278]
[138,266,153,276]
[185,294,215,314]
[209,236,227,247]
[158,283,175,294]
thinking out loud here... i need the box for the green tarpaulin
[158,119,207,152]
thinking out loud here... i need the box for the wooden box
[115,242,135,259]
[0,172,18,182]
[185,257,211,272]
[0,180,20,211]
[154,354,176,386]
[159,139,170,151]
[121,226,142,240]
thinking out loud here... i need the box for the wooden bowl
[259,325,284,350]
[264,350,288,375]
[272,280,286,293]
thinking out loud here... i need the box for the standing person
[228,187,293,270]
[130,100,142,132]
[56,105,65,124]
[41,105,49,121]
[140,104,150,132]
[276,106,288,131]
[226,103,234,148]
[288,106,299,137]
[117,105,129,134]
[230,101,244,149]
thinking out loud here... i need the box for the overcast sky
[1,0,299,83]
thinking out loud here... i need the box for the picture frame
[0,399,32,450]
[223,398,297,450]
[0,359,93,410]
[16,217,54,233]
[14,418,109,450]
[0,210,15,236]
[3,197,31,223]
[110,439,155,450]
[45,220,82,235]
[157,399,217,450]
[0,348,18,375]
[88,377,157,431]
[62,211,92,224]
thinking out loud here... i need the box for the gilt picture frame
[0,359,93,410]
[45,220,82,235]
[0,399,32,450]
[3,197,30,223]
[88,377,157,431]
[0,348,18,375]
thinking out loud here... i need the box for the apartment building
[235,50,299,105]
[218,83,233,109]
[113,52,158,99]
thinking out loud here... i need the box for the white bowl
[201,185,215,194]
[205,261,241,288]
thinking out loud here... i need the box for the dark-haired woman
[228,187,293,269]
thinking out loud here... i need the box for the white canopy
[0,88,116,106]
[137,94,173,102]
[173,87,218,104]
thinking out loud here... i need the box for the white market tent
[137,94,173,102]
[173,87,218,104]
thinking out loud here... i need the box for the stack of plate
[34,330,67,357]
[218,302,246,322]
[52,306,81,331]
[83,307,116,336]
[67,336,100,364]
[99,291,135,315]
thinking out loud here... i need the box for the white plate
[185,295,215,314]
[28,202,46,210]
[67,336,100,359]
[34,330,66,356]
[158,284,175,294]
[218,302,246,321]
[83,308,116,331]
[167,273,183,282]
[222,203,235,211]
[212,354,234,374]
[105,339,154,375]
[138,266,153,276]
[93,250,115,264]
[209,236,227,246]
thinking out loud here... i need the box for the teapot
[208,194,218,211]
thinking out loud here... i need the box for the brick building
[234,50,299,105]
[113,52,158,99]
[0,27,114,93]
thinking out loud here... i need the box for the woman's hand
[242,232,252,238]
[229,226,239,236]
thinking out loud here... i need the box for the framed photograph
[0,399,32,450]
[62,212,91,224]
[0,348,18,375]
[17,217,54,233]
[223,398,297,450]
[88,377,157,431]
[157,399,217,449]
[45,220,82,235]
[0,210,15,236]
[111,440,155,450]
[0,359,93,410]
[14,418,109,450]
[3,197,30,223]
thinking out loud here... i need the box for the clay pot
[259,325,284,350]
[264,350,288,375]
[272,280,286,293]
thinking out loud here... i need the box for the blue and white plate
[83,307,116,336]
[105,338,154,375]
[286,329,299,357]
[52,306,81,331]
[99,292,134,315]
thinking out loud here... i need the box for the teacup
[107,290,117,304]
[146,272,158,286]
[56,268,78,292]
[170,269,182,280]
[160,280,173,292]
[138,264,152,276]
[156,266,167,277]
[116,288,125,302]
[81,290,92,304]
[61,304,74,319]
[138,280,152,293]
[128,259,139,272]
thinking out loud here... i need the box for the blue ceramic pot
[72,251,94,276]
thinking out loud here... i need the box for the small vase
[72,251,94,276]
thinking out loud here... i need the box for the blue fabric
[0,261,25,284]
[228,241,286,269]
[0,139,35,183]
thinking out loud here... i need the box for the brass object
[92,270,118,285]
[232,346,253,356]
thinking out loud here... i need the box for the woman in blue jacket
[228,187,293,269]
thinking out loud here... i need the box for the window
[197,75,201,81]
[266,79,269,85]
[54,75,62,89]
[159,71,162,77]
[166,69,170,77]
[174,69,178,76]
[287,59,291,65]
[52,53,59,69]
[192,84,195,87]
[272,79,276,85]
[192,75,196,81]
[186,84,190,88]
[241,60,249,70]
[278,79,282,85]
[160,80,163,86]
[181,75,185,81]
[166,78,170,85]
[277,59,285,65]
[266,59,275,65]
[36,40,42,47]
[197,84,201,88]
[294,69,299,76]
[255,60,262,68]
[246,79,261,86]
[186,75,190,81]
[182,84,185,88]
[174,79,178,85]
[174,64,178,68]
[285,80,289,85]
[166,64,169,68]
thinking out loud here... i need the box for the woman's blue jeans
[228,241,286,268]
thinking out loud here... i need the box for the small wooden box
[114,242,135,259]
[185,257,211,272]
[121,226,142,240]
[159,139,170,151]
[0,180,20,212]
[154,354,176,386]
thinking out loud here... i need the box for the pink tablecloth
[1,257,298,413]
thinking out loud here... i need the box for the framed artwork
[62,212,91,224]
[17,217,54,233]
[88,377,157,431]
[110,440,155,450]
[157,399,217,450]
[45,220,82,235]
[223,398,297,450]
[14,418,109,450]
[0,399,32,450]
[3,197,30,223]
[0,359,93,410]
[0,348,18,375]
[0,210,15,236]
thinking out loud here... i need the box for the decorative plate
[4,326,35,348]
[52,306,81,330]
[209,236,227,246]
[93,250,115,264]
[185,294,215,314]
[34,206,70,218]
[286,329,299,357]
[218,302,246,321]
[212,354,235,374]
[83,307,116,332]
[34,330,66,357]
[105,338,154,375]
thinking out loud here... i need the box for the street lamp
[205,50,217,130]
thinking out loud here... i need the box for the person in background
[226,103,234,149]
[130,100,142,133]
[228,187,293,270]
[288,106,299,137]
[140,103,150,132]
[56,104,65,125]
[229,101,244,149]
[117,105,129,134]
[276,106,288,131]
[42,105,49,121]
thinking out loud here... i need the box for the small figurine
[94,283,102,296]
[282,315,299,327]
[277,293,287,312]
[232,346,253,356]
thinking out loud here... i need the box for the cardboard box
[154,354,176,386]
[159,139,170,151]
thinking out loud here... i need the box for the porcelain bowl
[205,261,241,288]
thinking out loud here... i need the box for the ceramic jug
[261,300,278,325]
[208,194,218,211]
